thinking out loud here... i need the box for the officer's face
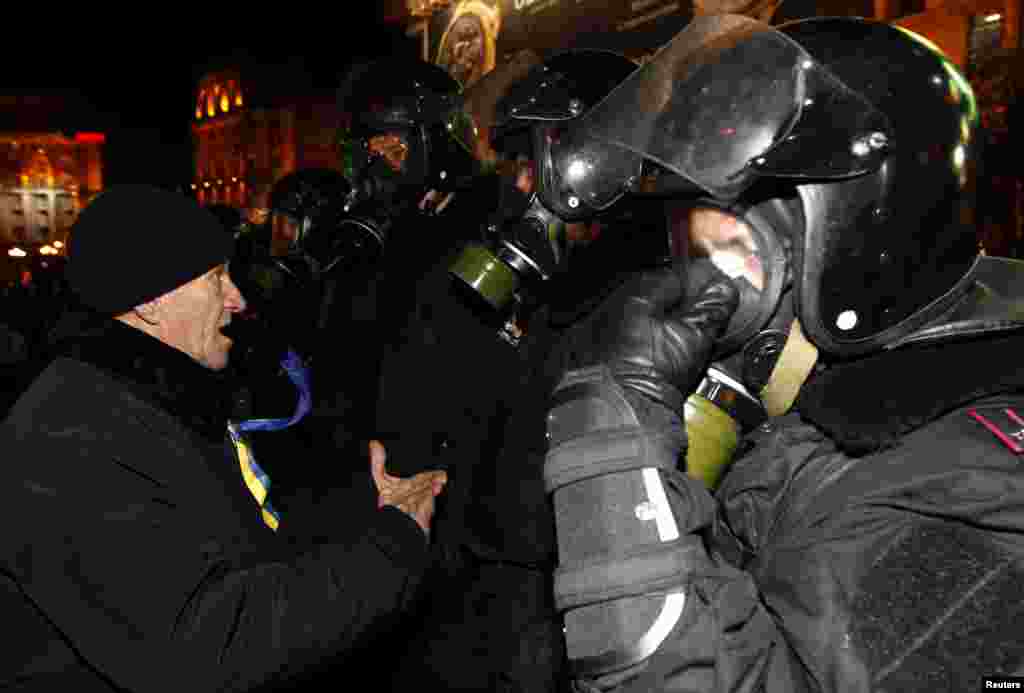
[271,213,301,257]
[682,207,764,290]
[367,132,410,173]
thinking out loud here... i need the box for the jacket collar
[54,313,232,442]
[796,331,1024,455]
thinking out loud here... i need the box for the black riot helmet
[448,49,639,317]
[226,168,366,363]
[204,203,269,308]
[561,14,1018,360]
[492,49,641,222]
[337,58,479,213]
[204,204,244,237]
[266,168,375,282]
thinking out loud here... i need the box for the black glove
[563,258,739,416]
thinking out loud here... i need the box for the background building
[191,63,398,214]
[0,109,105,283]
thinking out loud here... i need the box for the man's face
[156,264,246,370]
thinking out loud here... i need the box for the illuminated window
[207,91,216,118]
[196,91,205,119]
[221,90,230,113]
[229,80,243,108]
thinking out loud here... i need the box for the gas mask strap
[759,319,820,417]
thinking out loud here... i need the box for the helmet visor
[563,14,892,201]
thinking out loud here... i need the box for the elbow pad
[545,365,705,679]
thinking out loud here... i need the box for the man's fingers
[388,475,445,506]
[423,470,447,485]
[408,469,447,489]
[370,438,448,514]
[369,439,389,488]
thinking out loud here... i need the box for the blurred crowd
[0,267,77,413]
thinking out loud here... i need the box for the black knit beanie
[66,185,234,315]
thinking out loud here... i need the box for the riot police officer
[537,14,1024,692]
[333,50,657,692]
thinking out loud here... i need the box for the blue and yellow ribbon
[228,348,312,531]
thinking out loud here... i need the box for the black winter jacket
[0,318,429,692]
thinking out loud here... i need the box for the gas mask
[337,128,421,257]
[340,111,481,253]
[446,46,642,342]
[448,118,618,344]
[449,151,567,328]
[259,168,385,288]
[668,195,819,487]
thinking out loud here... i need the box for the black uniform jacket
[604,332,1024,693]
[0,318,429,692]
[365,202,673,692]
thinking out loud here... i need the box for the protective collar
[797,328,1024,455]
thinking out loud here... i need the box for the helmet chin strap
[759,319,819,417]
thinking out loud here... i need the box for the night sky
[2,9,411,190]
[4,0,838,191]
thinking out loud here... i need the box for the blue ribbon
[235,348,313,433]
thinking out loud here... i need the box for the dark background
[0,0,836,191]
[1,9,413,189]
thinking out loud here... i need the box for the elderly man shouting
[0,185,445,692]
